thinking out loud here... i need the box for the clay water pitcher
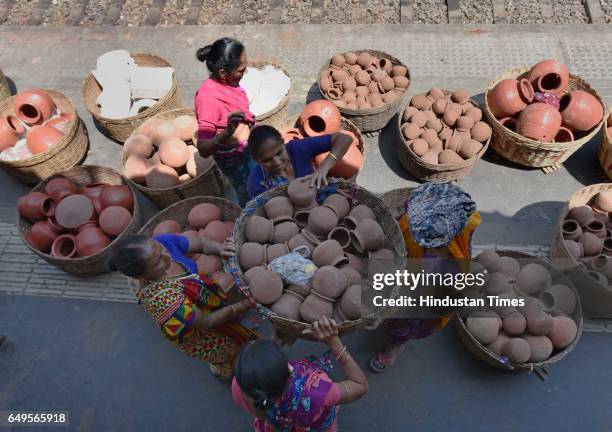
[18,192,56,222]
[487,78,534,118]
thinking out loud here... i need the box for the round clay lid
[55,194,95,230]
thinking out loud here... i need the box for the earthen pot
[100,185,133,211]
[136,117,162,138]
[124,155,152,184]
[186,148,214,178]
[563,239,583,259]
[439,149,464,165]
[266,242,290,263]
[272,221,299,244]
[124,134,153,159]
[51,233,77,258]
[487,332,512,356]
[264,196,294,223]
[343,204,375,229]
[497,256,520,280]
[201,220,228,243]
[526,311,554,336]
[487,78,535,118]
[299,100,341,137]
[559,90,604,132]
[300,291,333,323]
[527,59,570,97]
[145,164,179,189]
[465,107,483,123]
[172,115,198,142]
[517,296,544,317]
[151,121,179,147]
[239,242,266,270]
[159,138,190,168]
[466,313,500,344]
[312,265,349,298]
[328,226,351,249]
[13,90,56,125]
[411,95,431,111]
[595,191,612,214]
[287,177,317,209]
[314,132,363,179]
[282,128,304,144]
[579,232,603,256]
[548,316,577,349]
[308,206,339,237]
[322,194,350,220]
[288,233,316,258]
[249,268,283,305]
[498,117,518,132]
[562,219,582,241]
[76,226,111,257]
[351,218,384,253]
[0,115,20,150]
[568,205,594,227]
[541,283,576,315]
[44,177,78,202]
[344,52,358,65]
[475,249,500,269]
[196,254,222,274]
[27,220,60,252]
[339,284,361,320]
[301,227,323,246]
[245,215,274,243]
[344,252,364,273]
[402,123,421,141]
[26,125,64,155]
[313,240,348,267]
[98,206,132,237]
[410,139,428,157]
[54,194,95,230]
[470,121,492,143]
[342,90,357,104]
[516,263,551,295]
[187,203,222,229]
[586,220,606,239]
[181,229,201,243]
[153,219,182,236]
[18,191,56,222]
[502,338,532,364]
[457,140,482,159]
[517,103,562,142]
[554,127,574,143]
[502,311,527,336]
[402,106,418,122]
[271,291,304,321]
[484,272,512,296]
[523,335,553,362]
[342,76,357,92]
[319,71,333,93]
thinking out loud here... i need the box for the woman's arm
[186,236,224,256]
[191,298,254,329]
[310,132,353,188]
[196,111,251,158]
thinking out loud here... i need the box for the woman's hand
[302,317,342,348]
[308,168,329,189]
[222,111,252,138]
[221,238,236,258]
[201,237,224,256]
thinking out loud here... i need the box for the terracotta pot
[288,233,316,258]
[248,267,283,305]
[0,115,20,150]
[293,209,312,229]
[594,191,612,214]
[44,177,78,202]
[245,215,273,244]
[98,206,132,237]
[487,332,511,356]
[287,177,317,209]
[239,242,266,270]
[314,133,363,179]
[408,139,428,157]
[158,137,189,168]
[181,229,200,243]
[320,194,350,220]
[26,125,64,155]
[586,220,606,239]
[458,140,483,160]
[185,203,221,230]
[466,314,500,344]
[351,218,384,253]
[548,316,577,349]
[579,232,603,256]
[50,233,77,258]
[269,221,296,244]
[319,71,333,93]
[559,90,604,132]
[266,242,289,263]
[439,149,464,165]
[554,126,574,143]
[561,219,582,241]
[200,220,227,243]
[526,311,554,336]
[338,284,361,320]
[563,239,583,259]
[172,115,198,142]
[343,204,375,229]
[502,338,531,364]
[151,121,179,147]
[402,123,421,141]
[308,206,339,237]
[517,102,562,142]
[124,134,153,159]
[271,291,304,321]
[501,311,526,336]
[313,239,348,267]
[487,79,534,118]
[516,263,552,295]
[212,271,234,293]
[328,226,351,249]
[567,205,594,227]
[523,335,553,362]
[312,265,349,299]
[13,90,56,125]
[18,191,56,222]
[196,254,222,274]
[75,227,111,257]
[527,60,570,97]
[136,117,162,139]
[262,197,293,224]
[124,155,152,185]
[153,219,182,236]
[26,220,60,252]
[99,185,133,211]
[484,272,512,296]
[498,117,518,133]
[343,52,358,65]
[465,107,483,123]
[603,238,612,257]
[299,100,342,137]
[470,121,492,143]
[344,252,364,273]
[541,283,576,315]
[145,164,180,188]
[54,194,95,230]
[300,292,333,323]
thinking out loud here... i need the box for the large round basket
[250,60,292,130]
[284,114,365,183]
[396,94,490,182]
[17,166,142,276]
[598,108,612,179]
[318,50,410,133]
[0,89,89,184]
[0,67,10,100]
[456,250,583,372]
[550,183,612,317]
[229,179,408,339]
[484,66,605,169]
[81,53,183,143]
[379,187,413,219]
[122,108,228,209]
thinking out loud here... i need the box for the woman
[369,182,481,372]
[107,233,258,378]
[194,37,255,206]
[246,125,352,199]
[232,317,368,431]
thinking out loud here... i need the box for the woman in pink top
[232,317,369,431]
[194,38,256,206]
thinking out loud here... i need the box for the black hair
[247,125,283,156]
[106,234,151,277]
[196,38,245,77]
[235,340,290,411]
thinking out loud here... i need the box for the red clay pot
[245,215,274,243]
[351,218,385,253]
[554,126,574,143]
[197,254,222,274]
[80,183,107,200]
[0,115,20,150]
[13,89,56,125]
[487,78,535,119]
[26,125,64,155]
[319,71,333,93]
[98,206,132,237]
[145,164,179,189]
[559,90,604,132]
[153,219,182,236]
[527,60,570,97]
[76,227,111,257]
[18,191,56,222]
[187,203,222,229]
[45,176,78,202]
[54,194,95,230]
[313,131,363,179]
[26,220,60,252]
[281,128,303,145]
[172,115,198,142]
[299,100,341,137]
[124,134,154,159]
[159,138,189,168]
[99,185,133,211]
[517,103,562,142]
[51,234,77,258]
[124,155,152,185]
[201,220,229,243]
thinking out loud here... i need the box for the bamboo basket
[228,179,408,339]
[379,187,413,220]
[0,67,10,101]
[318,50,410,132]
[550,183,612,317]
[598,108,612,179]
[17,166,142,276]
[484,66,605,169]
[456,250,583,372]
[0,90,89,184]
[396,93,490,182]
[81,53,183,143]
[250,60,292,130]
[121,108,228,208]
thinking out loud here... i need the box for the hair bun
[196,45,212,63]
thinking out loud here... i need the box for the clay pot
[487,332,512,356]
[351,218,384,253]
[402,123,421,141]
[264,196,294,223]
[51,233,77,258]
[0,115,20,150]
[442,110,459,128]
[172,115,198,142]
[470,121,492,143]
[300,292,333,323]
[124,155,152,184]
[293,208,312,228]
[410,112,427,128]
[516,263,552,295]
[54,194,95,230]
[158,138,189,168]
[196,254,222,274]
[484,272,512,296]
[594,191,612,214]
[26,125,64,155]
[568,205,594,227]
[409,139,428,157]
[344,252,364,273]
[586,220,606,239]
[271,291,304,321]
[342,76,357,92]
[18,192,56,222]
[541,283,576,315]
[272,221,299,244]
[145,164,179,189]
[181,229,200,242]
[439,149,464,165]
[249,267,283,305]
[239,242,266,270]
[201,220,229,243]
[402,106,418,122]
[378,77,395,94]
[499,117,518,132]
[187,203,222,229]
[328,226,351,249]
[300,100,341,137]
[563,239,583,259]
[151,121,179,147]
[548,316,577,349]
[246,215,274,243]
[266,242,289,263]
[355,52,371,68]
[466,313,500,344]
[153,219,182,236]
[44,177,78,202]
[343,52,358,65]
[562,219,582,241]
[604,238,612,256]
[526,311,554,336]
[475,249,500,269]
[554,127,574,143]
[14,90,56,125]
[313,239,348,267]
[287,177,317,209]
[186,148,214,178]
[308,206,339,237]
[136,117,162,138]
[517,103,562,142]
[559,90,604,132]
[458,140,483,159]
[76,227,111,257]
[124,134,153,159]
[579,232,603,256]
[339,284,361,320]
[312,265,349,298]
[288,233,316,258]
[502,311,527,336]
[498,256,521,280]
[523,335,553,362]
[321,194,350,220]
[527,60,570,97]
[502,338,532,364]
[487,78,535,118]
[100,185,133,211]
[343,204,375,229]
[98,206,132,237]
[354,71,370,86]
[517,296,544,317]
[315,132,363,179]
[27,220,60,252]
[465,107,483,123]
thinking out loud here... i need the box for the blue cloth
[246,135,333,198]
[153,234,197,274]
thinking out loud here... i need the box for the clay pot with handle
[487,79,535,119]
[18,192,56,222]
[26,220,60,252]
[559,90,604,132]
[527,59,570,97]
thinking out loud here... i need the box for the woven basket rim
[249,60,293,122]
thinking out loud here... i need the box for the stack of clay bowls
[458,250,581,369]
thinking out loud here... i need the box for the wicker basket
[396,94,490,182]
[456,250,583,372]
[250,60,292,130]
[550,183,612,317]
[17,166,142,276]
[229,179,408,339]
[318,50,410,133]
[0,90,89,184]
[379,187,413,220]
[121,108,228,209]
[0,67,10,101]
[484,66,605,169]
[598,108,612,179]
[81,53,183,143]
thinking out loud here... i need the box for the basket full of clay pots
[456,250,582,372]
[597,108,612,180]
[229,178,407,339]
[17,166,142,276]
[0,67,9,101]
[138,197,241,297]
[396,88,491,182]
[0,89,89,183]
[81,51,183,143]
[551,184,612,317]
[122,108,228,208]
[317,50,410,132]
[280,101,365,182]
[484,60,605,169]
